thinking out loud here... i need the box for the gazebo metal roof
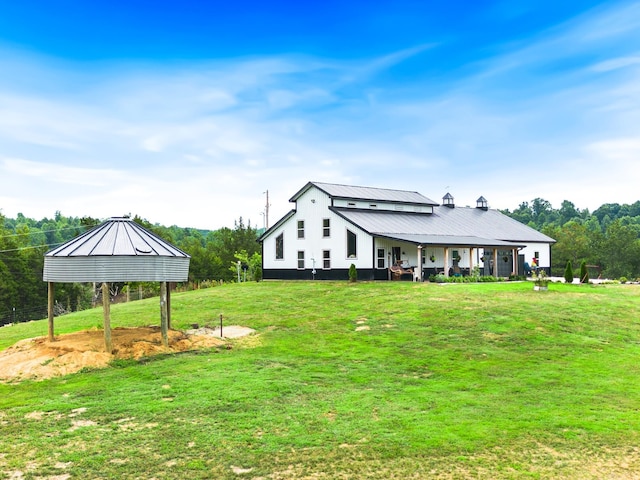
[43,217,190,283]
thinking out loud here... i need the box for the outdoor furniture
[389,261,414,280]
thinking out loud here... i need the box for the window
[275,233,284,260]
[323,250,331,269]
[297,220,305,239]
[297,251,305,269]
[377,248,385,269]
[322,218,330,237]
[347,229,357,258]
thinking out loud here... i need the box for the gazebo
[43,217,190,353]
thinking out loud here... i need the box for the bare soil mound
[0,326,242,383]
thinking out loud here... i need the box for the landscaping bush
[348,263,357,283]
[564,260,574,284]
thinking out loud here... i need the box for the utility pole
[264,190,270,229]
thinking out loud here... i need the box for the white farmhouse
[258,182,555,280]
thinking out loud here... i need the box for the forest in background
[0,212,261,324]
[1,197,640,324]
[502,198,640,280]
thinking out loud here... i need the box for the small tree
[580,261,589,284]
[564,260,574,284]
[349,263,357,283]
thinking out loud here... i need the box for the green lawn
[1,281,639,479]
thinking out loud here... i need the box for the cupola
[476,196,488,210]
[442,192,455,208]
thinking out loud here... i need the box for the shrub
[564,260,574,284]
[349,263,357,283]
[580,261,589,284]
[619,277,628,284]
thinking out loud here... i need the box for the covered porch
[374,234,525,281]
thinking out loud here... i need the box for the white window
[347,229,357,258]
[377,248,385,269]
[297,251,305,269]
[323,218,330,237]
[323,250,331,269]
[275,233,284,260]
[297,220,305,239]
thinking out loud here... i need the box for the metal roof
[332,205,555,245]
[43,217,190,283]
[290,181,439,206]
[375,233,523,248]
[46,217,189,258]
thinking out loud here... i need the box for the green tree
[545,221,590,276]
[599,220,640,279]
[564,260,574,284]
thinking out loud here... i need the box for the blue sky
[1,1,639,229]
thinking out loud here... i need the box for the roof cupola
[476,196,488,210]
[442,192,455,208]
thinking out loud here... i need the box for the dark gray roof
[43,217,190,283]
[333,206,555,245]
[290,181,439,206]
[45,217,189,258]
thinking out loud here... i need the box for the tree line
[2,197,639,324]
[0,212,262,324]
[502,199,640,280]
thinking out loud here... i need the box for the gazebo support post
[166,282,171,330]
[102,282,112,353]
[47,282,55,342]
[160,281,169,347]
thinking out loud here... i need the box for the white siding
[520,243,551,269]
[262,186,375,270]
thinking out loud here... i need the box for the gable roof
[290,181,439,206]
[332,205,555,246]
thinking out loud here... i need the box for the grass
[1,280,640,479]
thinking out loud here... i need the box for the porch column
[512,248,518,276]
[416,245,423,282]
[469,248,475,273]
[492,248,499,277]
[444,247,450,277]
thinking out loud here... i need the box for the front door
[392,246,401,266]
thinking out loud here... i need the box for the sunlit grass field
[1,281,639,479]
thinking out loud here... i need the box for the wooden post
[160,281,168,347]
[493,248,499,277]
[469,247,475,273]
[47,282,55,342]
[102,282,112,353]
[166,282,171,330]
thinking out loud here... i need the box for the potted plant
[533,270,549,291]
[430,255,436,263]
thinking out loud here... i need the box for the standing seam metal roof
[45,217,190,258]
[290,181,439,206]
[332,206,555,244]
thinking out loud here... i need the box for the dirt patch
[0,326,252,383]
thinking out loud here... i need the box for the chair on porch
[389,260,414,280]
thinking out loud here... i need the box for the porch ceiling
[375,233,525,248]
